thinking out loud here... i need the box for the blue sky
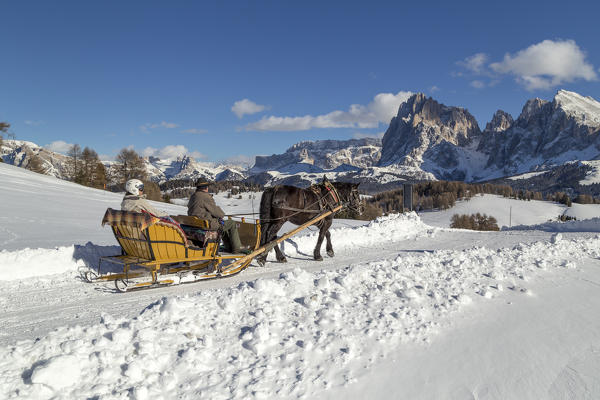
[2,1,600,165]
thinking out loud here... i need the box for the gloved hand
[218,218,225,226]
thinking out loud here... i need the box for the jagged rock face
[481,90,600,174]
[251,138,381,172]
[484,110,514,134]
[477,110,515,163]
[378,93,482,180]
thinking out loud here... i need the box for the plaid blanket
[101,208,160,231]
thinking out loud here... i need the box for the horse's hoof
[277,257,287,263]
[314,255,323,261]
[256,258,266,267]
[327,250,335,257]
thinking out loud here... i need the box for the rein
[226,182,359,223]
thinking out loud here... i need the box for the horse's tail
[259,187,275,245]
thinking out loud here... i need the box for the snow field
[507,217,600,233]
[2,233,600,399]
[420,194,600,229]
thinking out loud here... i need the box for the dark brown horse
[256,178,363,266]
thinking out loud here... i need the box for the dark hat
[196,180,213,188]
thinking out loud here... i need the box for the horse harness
[273,181,342,220]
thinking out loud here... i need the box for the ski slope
[1,162,600,399]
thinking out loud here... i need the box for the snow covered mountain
[0,140,71,179]
[479,90,600,177]
[255,90,600,189]
[142,155,246,183]
[0,141,245,184]
[376,90,600,182]
[3,90,600,191]
[251,138,382,173]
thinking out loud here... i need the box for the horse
[256,178,363,266]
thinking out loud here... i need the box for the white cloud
[231,99,267,118]
[458,53,489,74]
[245,91,413,132]
[140,121,180,133]
[489,39,597,90]
[141,145,205,160]
[429,85,440,93]
[470,80,485,89]
[44,140,73,154]
[181,128,208,134]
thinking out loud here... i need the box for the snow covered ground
[420,193,600,229]
[1,162,600,399]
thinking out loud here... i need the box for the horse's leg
[321,218,334,257]
[256,222,273,266]
[257,221,286,265]
[325,230,334,257]
[314,224,327,261]
[270,221,287,262]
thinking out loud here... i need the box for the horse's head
[333,182,364,215]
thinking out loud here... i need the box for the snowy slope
[0,163,184,251]
[2,163,600,399]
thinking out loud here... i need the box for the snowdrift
[2,234,599,399]
[0,213,430,282]
[0,243,119,282]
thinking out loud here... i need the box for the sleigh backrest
[102,208,219,261]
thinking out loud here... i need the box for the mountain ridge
[2,89,600,193]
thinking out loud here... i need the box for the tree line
[366,181,598,215]
[160,179,263,199]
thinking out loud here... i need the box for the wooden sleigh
[86,205,341,292]
[85,209,261,292]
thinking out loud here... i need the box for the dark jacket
[187,190,225,229]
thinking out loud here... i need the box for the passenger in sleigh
[121,179,169,217]
[187,180,244,253]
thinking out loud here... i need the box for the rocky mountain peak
[484,110,514,134]
[379,93,481,170]
[518,97,549,123]
[553,89,600,128]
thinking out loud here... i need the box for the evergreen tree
[91,162,107,189]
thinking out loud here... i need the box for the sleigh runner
[85,204,342,292]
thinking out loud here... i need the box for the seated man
[187,180,243,253]
[121,179,168,217]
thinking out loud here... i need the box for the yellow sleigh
[86,205,341,292]
[85,209,261,292]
